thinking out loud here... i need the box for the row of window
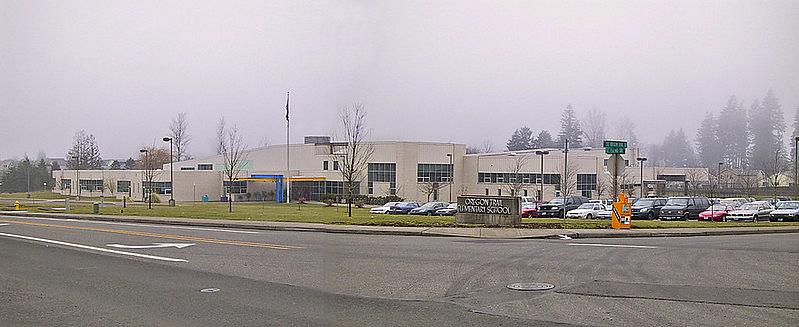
[322,160,340,171]
[60,179,155,194]
[417,163,453,183]
[478,172,561,185]
[223,181,247,194]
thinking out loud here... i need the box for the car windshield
[447,203,457,209]
[383,202,399,207]
[666,198,689,206]
[777,202,799,209]
[634,199,654,206]
[548,198,565,204]
[577,203,594,209]
[418,203,437,209]
[738,204,758,210]
[706,204,727,211]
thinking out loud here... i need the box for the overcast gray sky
[1,0,798,160]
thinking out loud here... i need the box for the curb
[1,211,798,239]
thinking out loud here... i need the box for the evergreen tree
[66,130,103,169]
[124,157,136,170]
[0,157,53,193]
[717,95,749,168]
[506,126,534,151]
[750,90,786,170]
[557,104,583,148]
[695,112,721,168]
[534,130,556,148]
[661,129,695,167]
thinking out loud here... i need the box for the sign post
[604,140,628,202]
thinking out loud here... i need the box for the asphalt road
[0,214,797,326]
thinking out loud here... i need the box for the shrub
[147,193,161,203]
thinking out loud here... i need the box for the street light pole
[562,139,569,219]
[535,150,550,202]
[636,157,647,199]
[163,137,174,206]
[794,137,798,199]
[140,149,151,209]
[446,153,453,202]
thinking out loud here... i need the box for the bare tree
[331,103,374,217]
[595,172,611,199]
[418,181,445,202]
[220,124,248,213]
[684,169,708,196]
[215,116,226,155]
[581,107,607,148]
[555,159,579,196]
[480,140,494,153]
[736,170,762,198]
[505,155,531,196]
[169,112,191,161]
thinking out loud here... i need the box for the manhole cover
[200,288,220,293]
[507,282,554,291]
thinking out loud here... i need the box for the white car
[565,203,608,219]
[370,202,400,214]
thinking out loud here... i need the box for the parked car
[769,201,799,222]
[659,197,711,221]
[631,198,667,220]
[538,196,590,218]
[370,202,400,214]
[434,203,458,216]
[698,204,735,222]
[388,202,420,214]
[726,201,774,222]
[410,202,449,215]
[565,203,608,219]
[520,202,541,218]
[597,208,612,219]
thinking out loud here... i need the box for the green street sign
[603,140,628,148]
[605,147,626,154]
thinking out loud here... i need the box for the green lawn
[5,200,799,229]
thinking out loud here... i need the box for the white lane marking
[3,215,259,234]
[557,234,572,240]
[107,243,195,249]
[0,223,9,226]
[0,232,188,262]
[568,243,657,249]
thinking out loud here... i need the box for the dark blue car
[388,202,420,214]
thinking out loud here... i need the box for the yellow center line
[0,219,303,250]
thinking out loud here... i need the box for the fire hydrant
[14,200,21,211]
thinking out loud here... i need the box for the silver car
[725,201,773,222]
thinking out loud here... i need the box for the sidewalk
[1,211,798,239]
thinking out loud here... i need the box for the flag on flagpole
[285,92,290,121]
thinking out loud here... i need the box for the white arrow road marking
[568,243,657,249]
[107,243,195,249]
[557,234,572,240]
[0,232,187,262]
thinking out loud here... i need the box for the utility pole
[285,91,291,204]
[163,137,174,206]
[563,138,568,219]
[535,150,549,202]
[637,157,647,198]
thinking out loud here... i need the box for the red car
[520,203,540,218]
[698,204,735,222]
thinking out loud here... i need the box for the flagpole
[286,91,290,204]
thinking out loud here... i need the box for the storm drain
[506,282,555,291]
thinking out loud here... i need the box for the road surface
[1,214,797,326]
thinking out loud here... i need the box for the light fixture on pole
[163,137,175,206]
[446,153,453,202]
[140,149,151,209]
[535,150,549,202]
[636,157,647,198]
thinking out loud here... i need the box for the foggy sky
[2,0,798,160]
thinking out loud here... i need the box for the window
[577,174,597,191]
[368,182,373,194]
[477,172,560,185]
[288,181,359,201]
[368,163,396,183]
[61,178,71,190]
[223,181,247,194]
[142,181,172,194]
[79,180,103,191]
[523,189,528,196]
[390,182,396,195]
[197,164,213,171]
[497,189,502,196]
[603,159,608,166]
[624,160,630,166]
[417,163,453,183]
[485,188,489,195]
[333,161,340,171]
[323,161,329,170]
[180,167,195,171]
[117,181,131,193]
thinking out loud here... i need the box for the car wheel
[683,213,690,221]
[752,215,757,222]
[586,214,592,220]
[647,212,654,220]
[427,212,432,216]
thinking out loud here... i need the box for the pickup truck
[538,196,590,218]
